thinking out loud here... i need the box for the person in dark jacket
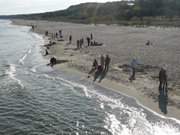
[50,57,57,67]
[69,35,72,44]
[87,37,90,47]
[104,55,111,72]
[88,59,98,78]
[159,68,168,95]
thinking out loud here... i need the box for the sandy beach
[13,19,180,120]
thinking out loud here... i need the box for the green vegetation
[1,0,180,26]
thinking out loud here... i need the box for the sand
[12,19,180,120]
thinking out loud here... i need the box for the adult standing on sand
[45,31,48,36]
[44,49,49,56]
[129,59,138,82]
[59,30,62,38]
[88,59,98,78]
[104,55,111,72]
[31,25,35,31]
[159,67,168,95]
[55,33,58,39]
[69,35,72,44]
[87,37,90,47]
[77,40,80,49]
[100,55,105,69]
[90,33,93,40]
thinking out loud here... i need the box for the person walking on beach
[90,33,93,40]
[79,39,83,48]
[59,30,62,38]
[69,35,72,44]
[94,65,103,82]
[55,33,58,39]
[129,59,138,82]
[77,40,80,49]
[88,59,98,78]
[159,68,168,95]
[45,31,49,36]
[87,37,90,47]
[44,49,49,56]
[31,25,35,31]
[100,55,105,69]
[104,55,111,72]
[81,38,84,46]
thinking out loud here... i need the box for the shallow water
[0,20,180,135]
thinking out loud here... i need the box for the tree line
[1,0,180,25]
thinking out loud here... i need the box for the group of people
[128,59,168,96]
[86,33,93,46]
[68,33,103,49]
[146,40,153,46]
[76,38,84,49]
[42,26,171,115]
[86,33,103,47]
[88,55,111,82]
[75,33,93,49]
[44,29,168,98]
[44,30,63,40]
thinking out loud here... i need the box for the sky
[0,0,120,15]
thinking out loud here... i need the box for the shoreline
[12,19,180,120]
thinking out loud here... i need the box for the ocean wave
[87,89,180,135]
[22,62,180,135]
[41,73,91,97]
[39,72,180,134]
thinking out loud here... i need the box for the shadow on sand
[94,69,108,83]
[158,89,168,114]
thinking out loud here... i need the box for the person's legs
[93,71,99,82]
[162,82,165,95]
[104,64,106,71]
[104,64,108,72]
[159,81,162,94]
[165,81,168,96]
[132,68,135,80]
[106,63,109,72]
[107,66,109,72]
[88,68,96,75]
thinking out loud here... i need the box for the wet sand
[13,19,180,120]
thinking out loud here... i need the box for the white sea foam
[6,64,24,88]
[31,66,37,73]
[76,121,80,135]
[51,75,91,97]
[19,54,27,65]
[100,103,104,109]
[105,113,122,135]
[91,90,180,135]
[19,48,32,65]
[28,48,32,54]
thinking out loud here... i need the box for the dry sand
[13,19,180,120]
